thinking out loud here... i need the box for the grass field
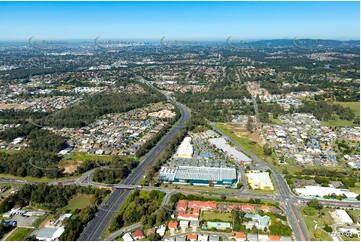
[69,152,115,162]
[322,102,360,127]
[55,84,75,90]
[321,118,355,127]
[335,102,360,117]
[347,209,360,223]
[6,228,34,241]
[348,186,361,195]
[201,210,232,222]
[58,194,95,213]
[138,190,165,204]
[298,207,334,241]
[32,213,49,229]
[270,117,282,125]
[0,173,74,183]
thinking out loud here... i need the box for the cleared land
[335,102,360,117]
[322,102,359,127]
[215,123,302,175]
[201,211,232,222]
[59,194,95,213]
[298,207,334,241]
[6,227,34,241]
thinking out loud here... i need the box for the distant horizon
[0,37,360,42]
[0,1,359,40]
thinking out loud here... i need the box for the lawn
[69,152,115,162]
[298,207,334,241]
[270,117,282,125]
[58,194,95,213]
[348,186,360,195]
[321,102,360,127]
[55,84,75,90]
[0,173,73,183]
[6,227,34,241]
[32,213,50,229]
[347,209,360,223]
[201,210,232,222]
[321,118,355,127]
[334,102,360,117]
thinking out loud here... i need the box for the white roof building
[335,210,353,224]
[122,232,134,241]
[209,138,251,163]
[156,225,166,236]
[295,186,358,199]
[175,136,193,158]
[36,227,65,241]
[198,234,208,241]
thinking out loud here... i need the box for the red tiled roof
[132,230,144,238]
[241,205,255,211]
[236,232,245,239]
[260,205,270,211]
[269,235,281,241]
[187,234,198,240]
[168,221,178,228]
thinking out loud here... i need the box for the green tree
[307,199,323,210]
[246,117,254,133]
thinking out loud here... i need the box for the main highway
[1,78,359,241]
[78,89,191,240]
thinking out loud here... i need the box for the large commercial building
[159,166,237,187]
[246,170,274,190]
[295,186,358,200]
[174,136,193,158]
[209,138,251,164]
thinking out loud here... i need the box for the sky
[0,1,359,41]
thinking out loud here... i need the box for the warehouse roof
[209,138,251,162]
[295,186,358,199]
[175,166,237,182]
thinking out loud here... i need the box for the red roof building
[235,232,245,241]
[168,221,178,229]
[269,235,281,241]
[132,230,145,240]
[187,234,198,241]
[260,205,270,212]
[241,204,255,212]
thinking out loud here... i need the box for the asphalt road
[104,222,141,241]
[210,123,310,241]
[78,98,190,241]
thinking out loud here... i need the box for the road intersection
[1,79,359,241]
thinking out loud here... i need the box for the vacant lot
[58,193,95,213]
[201,211,232,222]
[298,207,333,241]
[335,102,360,117]
[321,118,355,127]
[60,159,84,173]
[0,103,28,109]
[322,102,360,127]
[6,227,34,241]
[215,123,302,175]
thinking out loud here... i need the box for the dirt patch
[0,103,29,109]
[225,123,264,144]
[62,160,84,173]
